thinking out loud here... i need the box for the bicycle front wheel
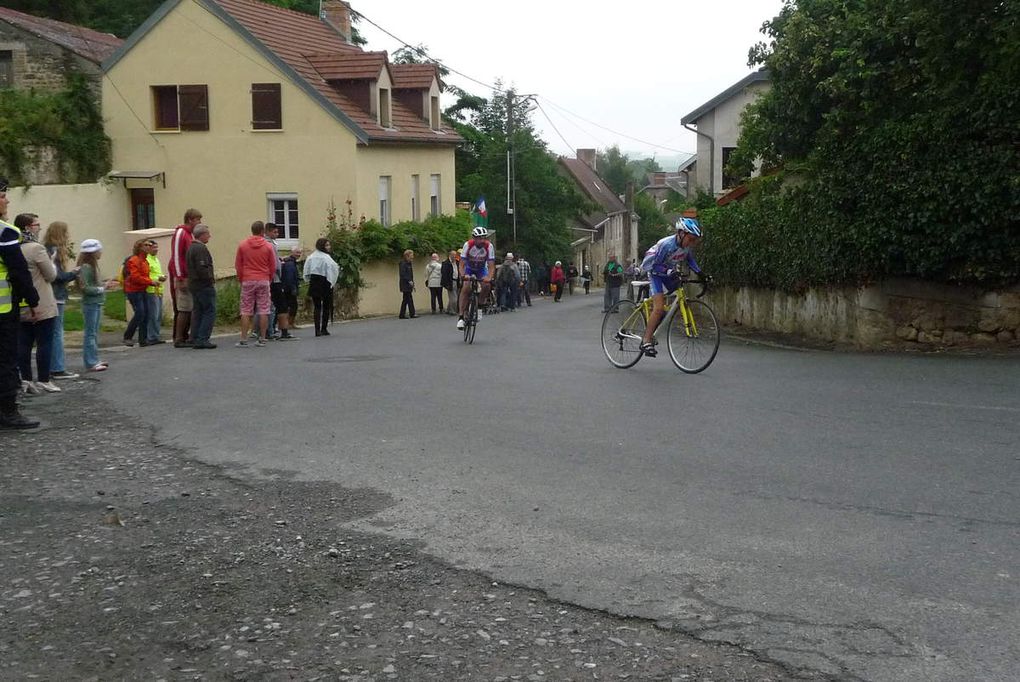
[465,295,477,344]
[601,300,645,368]
[667,299,720,373]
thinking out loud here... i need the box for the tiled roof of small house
[107,0,457,145]
[391,63,440,89]
[559,157,628,214]
[0,6,122,64]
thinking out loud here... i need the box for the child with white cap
[76,239,119,371]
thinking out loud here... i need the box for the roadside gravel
[1,381,829,681]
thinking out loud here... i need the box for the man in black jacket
[0,177,41,429]
[185,224,217,349]
[440,250,457,315]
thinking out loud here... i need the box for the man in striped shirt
[515,254,532,307]
[168,208,202,347]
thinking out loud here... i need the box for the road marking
[909,400,1020,413]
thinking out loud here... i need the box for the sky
[354,0,787,168]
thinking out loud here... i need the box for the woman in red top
[550,260,566,302]
[123,239,160,346]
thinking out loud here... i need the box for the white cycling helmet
[675,216,703,237]
[472,226,488,238]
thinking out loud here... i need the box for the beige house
[101,0,459,276]
[681,68,770,196]
[558,149,638,284]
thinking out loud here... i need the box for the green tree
[596,146,631,195]
[717,0,1020,287]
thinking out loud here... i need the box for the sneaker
[279,333,296,340]
[640,342,658,357]
[123,339,135,347]
[0,409,40,430]
[22,380,41,395]
[249,331,259,339]
[147,339,167,345]
[193,342,218,349]
[255,339,267,347]
[36,381,61,393]
[235,341,249,348]
[51,371,79,380]
[456,318,465,330]
[174,341,194,348]
[87,364,108,372]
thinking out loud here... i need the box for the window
[267,193,299,240]
[430,96,440,131]
[152,84,209,131]
[721,147,739,189]
[0,51,13,88]
[410,174,420,222]
[429,174,441,217]
[379,87,391,127]
[130,189,155,230]
[251,83,282,130]
[378,176,392,227]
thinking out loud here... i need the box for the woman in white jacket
[303,238,340,336]
[424,252,444,314]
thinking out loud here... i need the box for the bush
[215,279,240,324]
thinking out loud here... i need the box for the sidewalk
[1,382,815,681]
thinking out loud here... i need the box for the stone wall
[710,278,1020,349]
[0,23,103,98]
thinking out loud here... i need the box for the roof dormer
[306,51,394,127]
[390,63,442,131]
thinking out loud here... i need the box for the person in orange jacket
[123,239,163,346]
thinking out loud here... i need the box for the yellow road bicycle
[601,276,720,373]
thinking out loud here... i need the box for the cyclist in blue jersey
[457,226,495,330]
[638,214,708,356]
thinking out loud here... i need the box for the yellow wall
[102,0,456,277]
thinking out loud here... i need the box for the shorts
[173,278,193,312]
[240,280,271,316]
[648,274,680,297]
[270,282,287,310]
[463,266,488,280]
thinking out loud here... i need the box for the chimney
[321,0,353,43]
[576,148,597,171]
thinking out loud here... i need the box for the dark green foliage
[716,0,1020,289]
[0,75,111,184]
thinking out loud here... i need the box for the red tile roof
[306,51,388,81]
[391,63,439,90]
[0,6,122,64]
[210,0,457,145]
[559,157,627,214]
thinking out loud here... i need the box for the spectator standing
[424,252,444,314]
[186,224,217,349]
[168,208,202,347]
[281,247,302,332]
[123,239,159,347]
[144,239,167,344]
[496,252,519,311]
[398,249,417,319]
[581,265,593,294]
[76,239,116,372]
[515,254,532,307]
[265,223,294,340]
[15,213,59,393]
[43,221,80,380]
[1,181,42,429]
[550,261,566,302]
[441,250,457,315]
[234,221,276,347]
[567,262,579,295]
[536,261,549,296]
[602,252,625,312]
[303,238,339,336]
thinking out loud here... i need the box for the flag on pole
[471,196,489,228]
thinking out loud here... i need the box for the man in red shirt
[234,221,277,347]
[168,208,202,347]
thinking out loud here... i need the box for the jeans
[191,286,217,345]
[51,302,66,372]
[124,291,149,343]
[517,283,531,307]
[146,293,163,342]
[19,316,56,382]
[603,285,621,312]
[82,302,102,369]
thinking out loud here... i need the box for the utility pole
[506,89,516,245]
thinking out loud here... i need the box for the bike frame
[618,284,700,342]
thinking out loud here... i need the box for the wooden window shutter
[251,83,282,130]
[178,85,209,131]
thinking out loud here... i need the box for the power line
[533,100,574,153]
[538,96,692,154]
[538,99,609,148]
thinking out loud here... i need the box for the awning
[108,170,165,188]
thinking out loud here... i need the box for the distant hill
[623,151,696,173]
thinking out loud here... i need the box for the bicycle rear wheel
[465,295,478,344]
[601,300,645,368]
[666,299,720,373]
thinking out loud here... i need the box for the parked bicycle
[601,276,720,373]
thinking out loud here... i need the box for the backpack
[119,256,131,283]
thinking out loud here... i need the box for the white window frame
[429,174,441,217]
[267,192,300,245]
[378,176,392,227]
[411,174,420,222]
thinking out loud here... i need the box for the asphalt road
[97,291,1020,681]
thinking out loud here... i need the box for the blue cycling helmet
[675,217,703,237]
